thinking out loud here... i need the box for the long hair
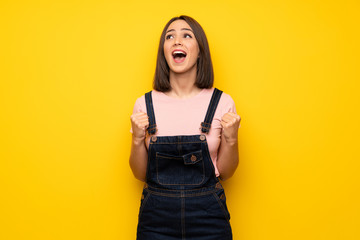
[153,15,214,92]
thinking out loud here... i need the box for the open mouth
[172,50,187,63]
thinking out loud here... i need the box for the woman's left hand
[220,112,241,144]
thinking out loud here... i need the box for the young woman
[130,15,241,240]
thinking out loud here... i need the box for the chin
[169,63,197,75]
[170,68,187,74]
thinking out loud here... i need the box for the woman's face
[163,20,200,75]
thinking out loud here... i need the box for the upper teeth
[173,51,185,54]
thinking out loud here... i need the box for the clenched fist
[220,112,241,144]
[130,112,149,141]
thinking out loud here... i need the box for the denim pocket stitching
[156,152,205,186]
[183,150,203,165]
[212,192,230,222]
[138,191,151,221]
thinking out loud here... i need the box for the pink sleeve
[222,95,236,114]
[133,97,145,114]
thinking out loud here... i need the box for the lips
[172,49,187,63]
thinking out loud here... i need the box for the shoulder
[132,93,147,113]
[219,90,235,105]
[198,88,236,111]
[218,89,236,107]
[132,89,165,113]
[216,89,237,115]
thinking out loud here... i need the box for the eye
[184,33,192,38]
[165,34,173,40]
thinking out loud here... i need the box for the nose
[174,36,182,46]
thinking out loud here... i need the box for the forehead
[166,20,192,32]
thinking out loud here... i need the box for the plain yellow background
[1,0,359,239]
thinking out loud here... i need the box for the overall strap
[200,88,223,133]
[145,91,157,135]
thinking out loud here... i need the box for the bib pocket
[156,150,205,185]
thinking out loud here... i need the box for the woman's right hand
[130,112,149,181]
[130,112,149,142]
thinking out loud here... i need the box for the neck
[167,66,200,99]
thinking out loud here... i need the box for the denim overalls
[137,88,232,240]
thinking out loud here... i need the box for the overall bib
[137,88,232,240]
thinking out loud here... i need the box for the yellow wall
[1,0,359,239]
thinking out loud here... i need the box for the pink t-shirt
[131,88,238,177]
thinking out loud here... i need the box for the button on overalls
[137,88,232,240]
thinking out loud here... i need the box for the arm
[129,112,149,182]
[216,112,241,181]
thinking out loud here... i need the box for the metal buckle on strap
[147,124,157,135]
[200,122,211,133]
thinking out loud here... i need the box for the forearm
[129,136,148,182]
[216,135,239,181]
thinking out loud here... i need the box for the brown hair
[153,15,214,92]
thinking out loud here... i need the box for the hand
[220,112,241,144]
[130,112,149,142]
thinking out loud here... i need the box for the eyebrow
[166,28,194,34]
